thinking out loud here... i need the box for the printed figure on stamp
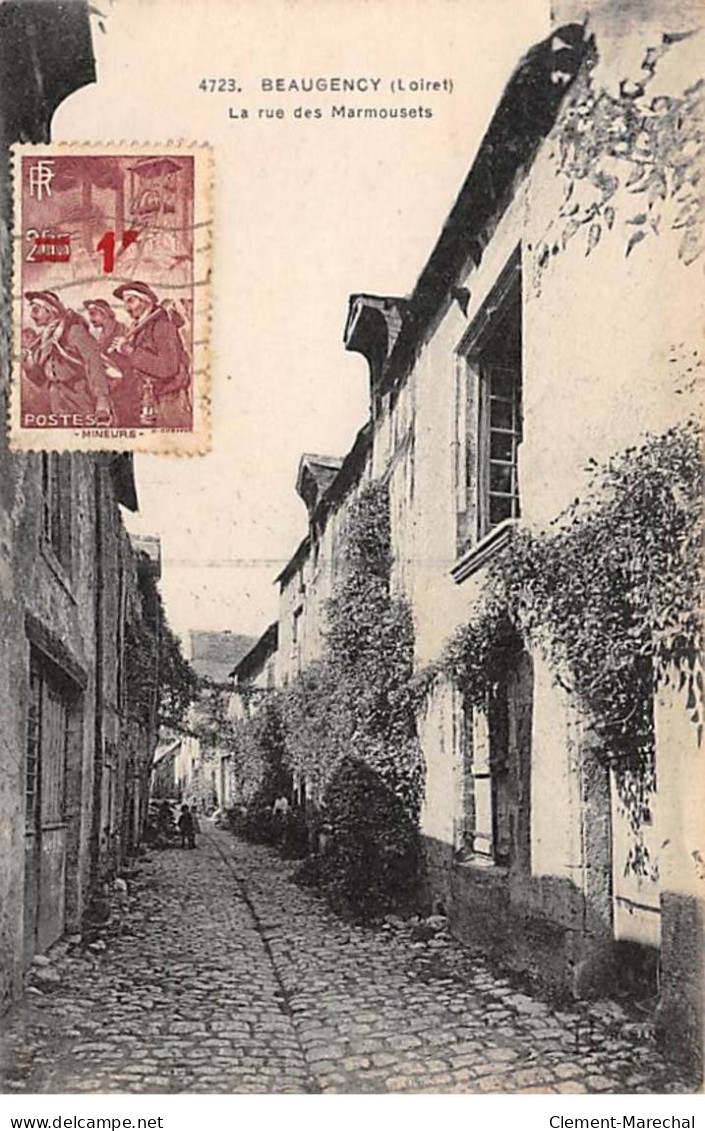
[11,145,211,454]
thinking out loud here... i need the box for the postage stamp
[10,143,212,454]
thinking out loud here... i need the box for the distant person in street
[191,807,201,839]
[272,796,290,818]
[178,804,196,850]
[272,795,290,843]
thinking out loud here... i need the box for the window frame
[25,659,43,834]
[455,248,522,558]
[25,648,77,836]
[460,694,511,868]
[291,604,303,673]
[457,645,533,872]
[477,357,522,540]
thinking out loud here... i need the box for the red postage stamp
[10,144,212,453]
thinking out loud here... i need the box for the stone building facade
[151,737,182,801]
[0,1,163,1009]
[168,631,256,812]
[271,2,704,1070]
[230,621,279,720]
[277,445,370,689]
[0,447,164,1005]
[216,622,281,807]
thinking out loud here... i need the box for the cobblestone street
[0,825,697,1095]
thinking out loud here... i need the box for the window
[41,453,73,574]
[462,697,511,866]
[24,648,81,957]
[25,650,72,833]
[479,350,522,537]
[456,250,522,556]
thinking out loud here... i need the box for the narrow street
[0,826,694,1095]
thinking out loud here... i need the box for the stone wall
[0,3,160,1005]
[654,681,705,1074]
[0,0,97,1010]
[277,457,371,688]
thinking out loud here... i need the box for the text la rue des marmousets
[228,75,453,121]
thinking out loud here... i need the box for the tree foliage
[158,618,199,732]
[228,696,292,842]
[234,695,291,806]
[279,660,347,803]
[125,569,198,734]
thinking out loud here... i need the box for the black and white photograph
[0,0,703,1108]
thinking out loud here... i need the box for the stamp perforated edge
[8,141,213,456]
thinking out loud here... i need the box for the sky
[54,0,549,644]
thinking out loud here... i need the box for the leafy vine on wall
[535,28,704,272]
[125,570,198,735]
[223,481,422,822]
[426,417,703,872]
[284,479,423,817]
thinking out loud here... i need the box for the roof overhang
[110,453,139,512]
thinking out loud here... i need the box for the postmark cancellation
[10,143,212,454]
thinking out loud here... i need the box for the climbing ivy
[430,417,703,867]
[279,659,348,804]
[232,695,291,809]
[124,573,197,734]
[535,28,704,271]
[158,617,199,733]
[124,618,158,731]
[419,585,521,714]
[220,481,422,830]
[520,23,704,860]
[284,480,423,817]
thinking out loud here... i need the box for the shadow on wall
[422,836,704,1077]
[656,890,703,1074]
[421,833,661,1004]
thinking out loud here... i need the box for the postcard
[1,0,703,1106]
